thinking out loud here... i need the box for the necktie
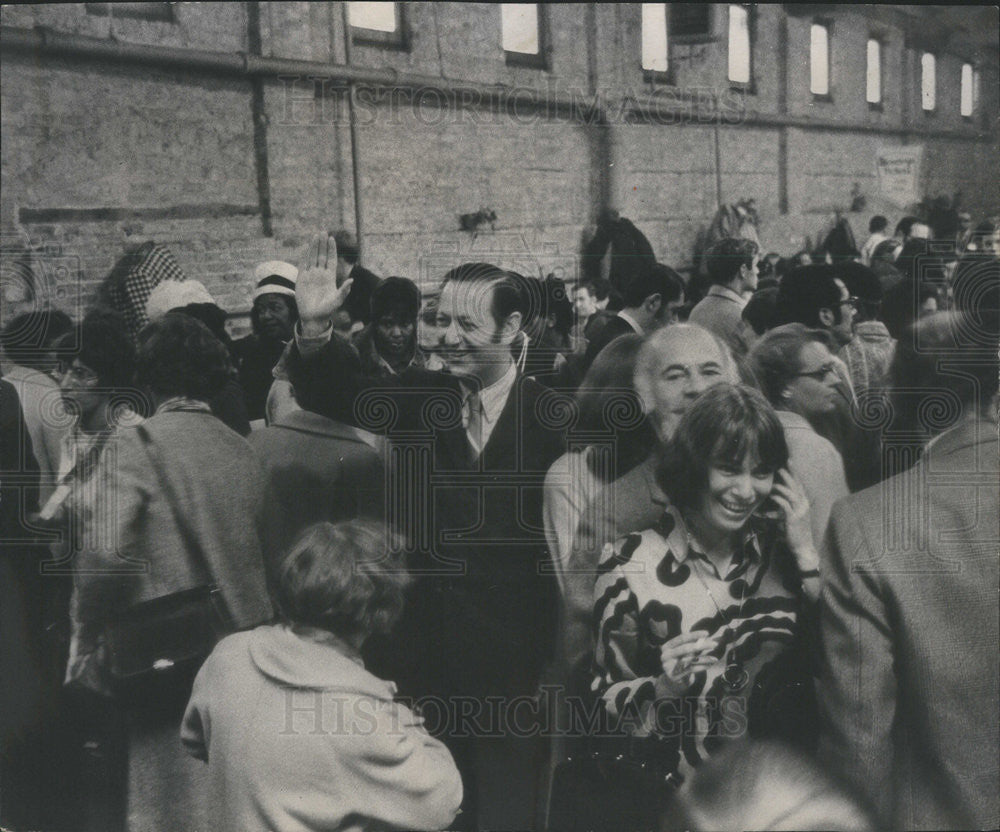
[464,391,483,455]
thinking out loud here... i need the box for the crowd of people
[1,208,997,832]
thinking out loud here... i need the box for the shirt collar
[474,361,518,427]
[706,285,749,308]
[616,310,645,336]
[662,505,766,576]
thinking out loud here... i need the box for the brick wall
[2,2,997,325]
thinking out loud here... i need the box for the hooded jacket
[182,624,463,832]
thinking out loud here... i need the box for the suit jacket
[396,373,567,699]
[816,417,999,830]
[248,410,385,580]
[581,314,638,374]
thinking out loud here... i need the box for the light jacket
[182,624,463,832]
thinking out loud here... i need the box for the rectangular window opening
[810,23,830,96]
[728,5,751,85]
[961,62,975,117]
[866,38,882,104]
[921,52,936,112]
[348,2,409,50]
[642,4,669,74]
[502,3,548,68]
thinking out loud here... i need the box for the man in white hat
[233,261,298,422]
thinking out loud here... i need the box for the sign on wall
[876,145,924,207]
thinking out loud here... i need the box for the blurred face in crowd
[738,254,761,295]
[574,286,598,319]
[58,358,108,430]
[784,340,841,418]
[827,279,857,345]
[254,293,295,342]
[436,278,520,388]
[639,327,733,440]
[373,307,416,361]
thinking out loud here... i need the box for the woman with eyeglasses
[591,384,820,797]
[747,323,850,546]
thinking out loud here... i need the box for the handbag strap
[135,422,223,608]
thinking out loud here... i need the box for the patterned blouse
[591,505,802,778]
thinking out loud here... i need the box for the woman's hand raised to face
[660,632,720,696]
[296,234,354,336]
[770,467,819,571]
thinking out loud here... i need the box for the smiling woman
[592,383,822,781]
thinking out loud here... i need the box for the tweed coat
[816,416,999,830]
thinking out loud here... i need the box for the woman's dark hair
[657,384,788,511]
[52,308,136,389]
[136,312,231,401]
[573,333,652,480]
[1,309,73,371]
[742,287,780,336]
[276,520,411,639]
[286,336,364,425]
[371,276,421,323]
[747,323,838,406]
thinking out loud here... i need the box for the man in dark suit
[816,310,999,830]
[581,262,685,375]
[293,246,567,830]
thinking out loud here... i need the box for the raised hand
[296,233,354,335]
[770,467,818,570]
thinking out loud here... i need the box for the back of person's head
[52,308,135,390]
[952,254,1000,335]
[621,262,685,309]
[869,215,889,234]
[286,335,364,425]
[657,383,788,511]
[1,308,73,371]
[774,265,842,328]
[894,215,921,238]
[332,230,359,265]
[173,302,231,347]
[370,276,420,323]
[136,312,231,402]
[742,287,780,336]
[440,262,527,330]
[586,276,612,303]
[574,333,652,478]
[835,262,882,321]
[747,323,838,406]
[891,311,999,425]
[675,739,875,831]
[276,520,411,640]
[706,237,760,287]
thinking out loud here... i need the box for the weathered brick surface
[2,3,996,321]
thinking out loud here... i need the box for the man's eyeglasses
[840,295,860,310]
[795,362,838,382]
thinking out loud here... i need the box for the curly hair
[136,312,231,400]
[276,520,411,639]
[657,383,788,512]
[51,308,136,389]
[706,237,760,287]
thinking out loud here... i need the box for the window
[348,2,409,50]
[86,3,173,21]
[921,52,936,112]
[669,5,712,38]
[501,4,548,68]
[728,5,752,86]
[641,4,669,75]
[810,23,830,97]
[961,63,978,117]
[866,38,882,105]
